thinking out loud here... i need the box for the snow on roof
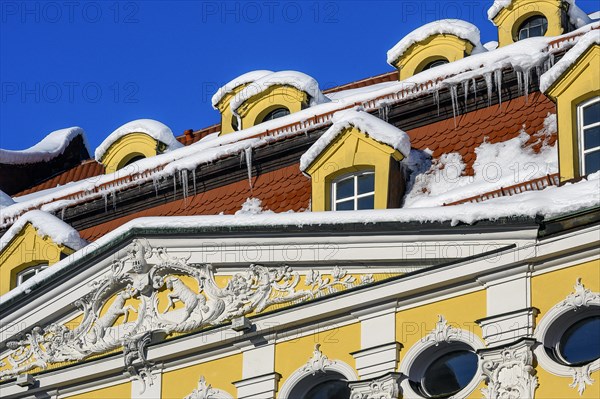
[0,190,15,208]
[230,70,330,116]
[94,119,183,162]
[300,108,411,172]
[387,19,485,66]
[0,210,87,254]
[0,127,88,165]
[1,24,596,228]
[488,0,592,28]
[2,173,598,305]
[211,70,274,108]
[540,30,600,92]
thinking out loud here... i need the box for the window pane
[335,177,354,200]
[19,270,37,285]
[422,350,478,397]
[583,101,600,126]
[584,126,600,150]
[357,195,374,210]
[335,200,354,211]
[560,316,600,365]
[304,380,350,399]
[584,150,600,175]
[529,25,542,37]
[357,173,374,194]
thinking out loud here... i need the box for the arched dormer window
[16,263,48,286]
[260,107,290,123]
[387,20,482,80]
[94,119,182,174]
[517,15,549,40]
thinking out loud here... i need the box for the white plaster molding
[184,376,233,399]
[348,372,402,399]
[278,344,358,399]
[476,307,539,346]
[351,342,401,380]
[480,339,538,399]
[398,315,485,399]
[233,372,281,399]
[534,278,600,395]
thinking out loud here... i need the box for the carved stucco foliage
[0,239,373,387]
[481,341,538,399]
[184,376,232,399]
[303,344,336,375]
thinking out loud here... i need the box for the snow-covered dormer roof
[540,30,600,92]
[0,210,88,253]
[94,119,183,162]
[300,108,411,172]
[0,127,88,165]
[387,19,484,66]
[211,70,274,108]
[230,71,330,114]
[488,0,592,28]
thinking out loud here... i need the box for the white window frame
[331,170,375,211]
[578,96,600,176]
[16,263,48,286]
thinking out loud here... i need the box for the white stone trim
[533,278,600,395]
[183,376,233,399]
[398,315,485,399]
[277,344,357,399]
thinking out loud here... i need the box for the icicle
[152,176,159,197]
[173,174,177,200]
[494,69,502,109]
[60,207,65,220]
[192,169,197,196]
[433,88,440,116]
[516,69,523,97]
[245,147,253,190]
[523,68,530,103]
[111,190,116,210]
[103,192,108,212]
[471,78,477,102]
[449,85,458,127]
[483,72,493,106]
[180,169,189,205]
[462,80,469,106]
[378,103,389,122]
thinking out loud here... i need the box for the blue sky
[1,1,598,151]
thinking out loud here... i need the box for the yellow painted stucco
[234,85,307,132]
[396,289,486,398]
[215,84,249,135]
[275,322,361,390]
[391,34,475,80]
[545,45,600,181]
[532,259,600,398]
[101,132,159,174]
[63,382,131,399]
[0,223,75,295]
[162,353,242,398]
[304,126,404,212]
[491,0,565,48]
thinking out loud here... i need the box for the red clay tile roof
[406,93,556,175]
[14,159,105,198]
[78,164,311,241]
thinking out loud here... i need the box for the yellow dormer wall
[492,0,565,48]
[0,223,75,295]
[100,132,159,174]
[544,44,600,181]
[215,84,251,135]
[304,127,405,212]
[393,35,475,80]
[234,85,308,132]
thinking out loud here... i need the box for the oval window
[303,380,350,399]
[423,58,449,71]
[261,107,290,123]
[558,316,600,365]
[518,15,548,40]
[420,350,478,398]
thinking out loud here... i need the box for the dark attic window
[261,107,290,123]
[518,15,548,40]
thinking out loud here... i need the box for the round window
[517,15,548,40]
[556,315,600,366]
[261,107,290,123]
[423,58,449,71]
[303,380,350,399]
[408,343,479,399]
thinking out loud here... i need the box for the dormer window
[16,263,48,286]
[261,107,290,123]
[332,170,375,211]
[578,97,600,176]
[517,15,548,40]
